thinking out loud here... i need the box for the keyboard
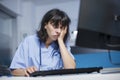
[30,67,103,77]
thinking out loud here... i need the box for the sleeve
[10,38,28,69]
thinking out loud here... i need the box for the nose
[56,28,61,33]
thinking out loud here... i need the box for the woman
[10,8,76,76]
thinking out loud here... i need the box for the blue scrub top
[10,34,74,71]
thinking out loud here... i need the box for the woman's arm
[58,27,76,69]
[11,69,26,76]
[11,66,37,77]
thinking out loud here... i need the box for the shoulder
[21,34,40,46]
[25,34,38,39]
[24,34,39,42]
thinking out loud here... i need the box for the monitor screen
[76,0,120,50]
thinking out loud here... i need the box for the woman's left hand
[58,27,67,41]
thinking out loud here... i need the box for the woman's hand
[58,27,67,41]
[57,27,76,69]
[24,66,37,77]
[11,66,37,77]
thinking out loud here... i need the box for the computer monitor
[76,0,120,50]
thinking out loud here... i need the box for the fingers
[58,27,67,41]
[62,27,67,33]
[33,66,37,71]
[24,66,37,77]
[61,27,67,37]
[24,70,29,77]
[64,27,67,31]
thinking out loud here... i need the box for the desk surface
[0,73,120,80]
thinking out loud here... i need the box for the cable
[108,49,120,65]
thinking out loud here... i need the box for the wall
[0,8,16,66]
[0,0,22,14]
[18,1,36,43]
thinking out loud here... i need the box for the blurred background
[0,0,120,69]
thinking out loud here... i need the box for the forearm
[11,69,26,76]
[58,39,76,69]
[11,66,37,76]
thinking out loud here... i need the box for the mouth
[53,35,59,39]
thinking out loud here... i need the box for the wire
[108,49,120,65]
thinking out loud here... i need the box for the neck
[45,38,53,48]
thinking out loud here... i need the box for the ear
[45,25,47,29]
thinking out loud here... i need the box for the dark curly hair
[37,8,71,43]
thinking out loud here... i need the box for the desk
[0,73,120,80]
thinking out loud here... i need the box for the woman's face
[45,22,63,42]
